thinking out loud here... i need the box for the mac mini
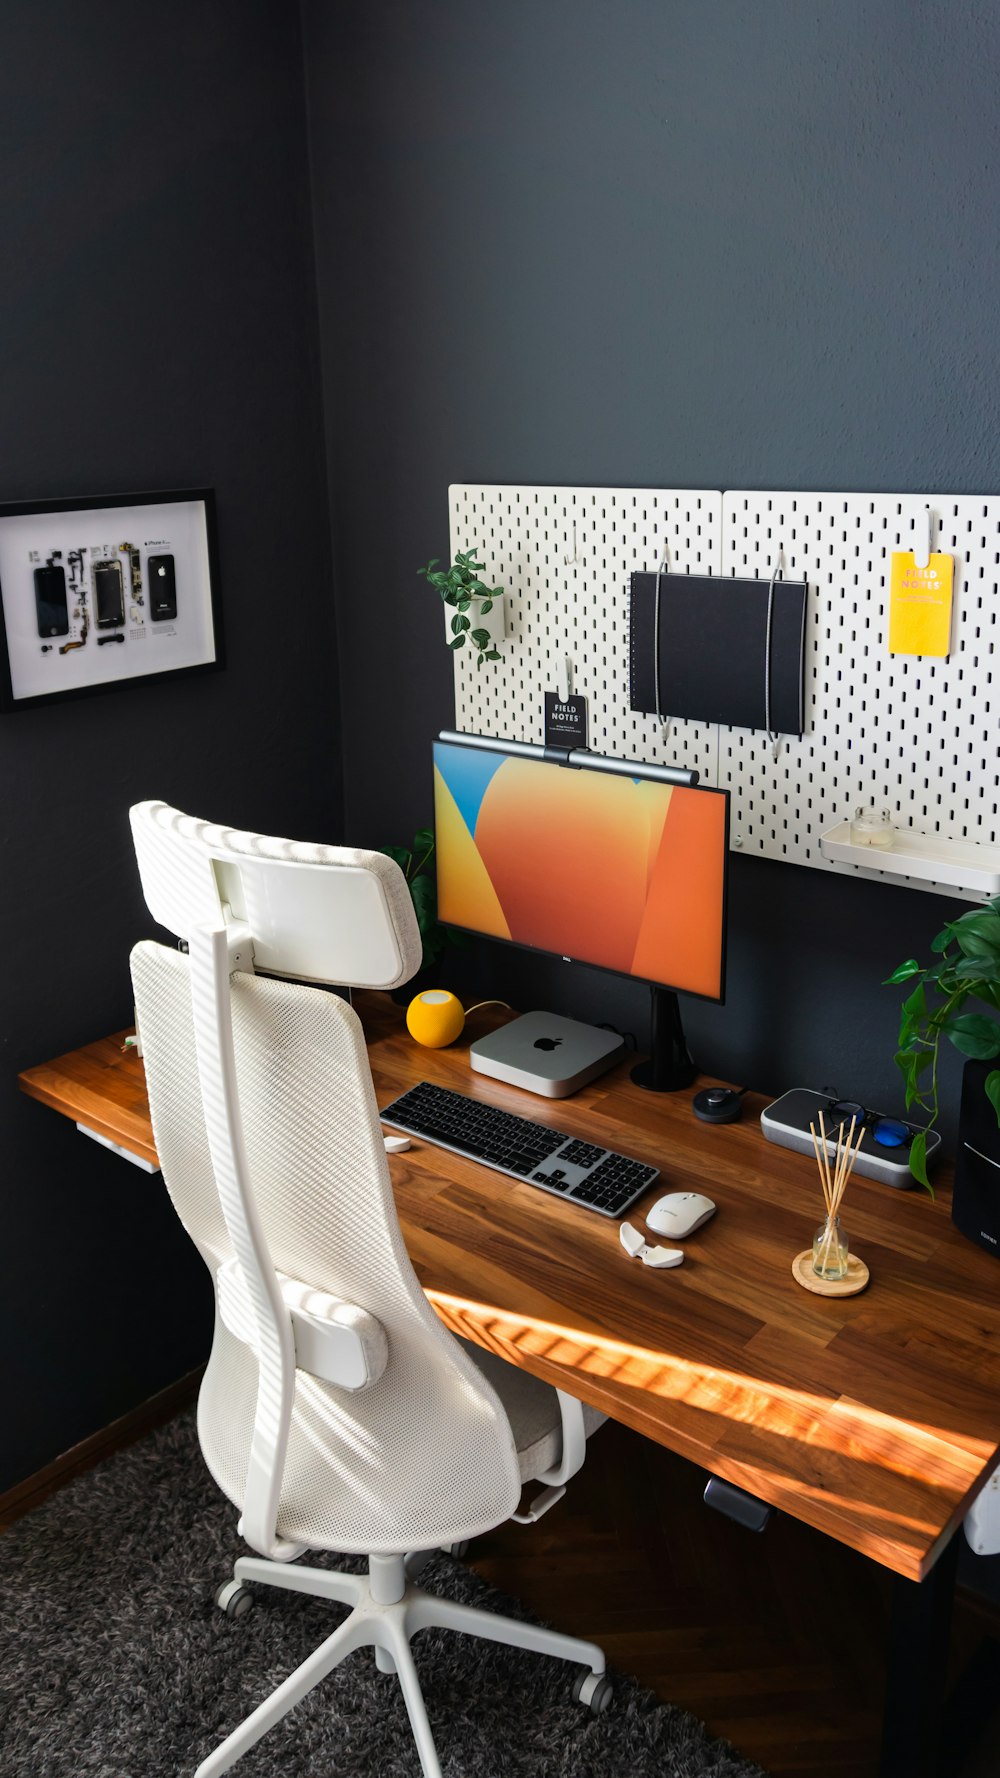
[470,1011,625,1098]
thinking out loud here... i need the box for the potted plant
[418,547,505,667]
[885,897,1000,1189]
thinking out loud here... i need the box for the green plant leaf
[930,927,957,954]
[949,913,1000,960]
[420,925,446,967]
[470,628,491,648]
[895,1051,927,1111]
[478,599,493,615]
[379,844,411,872]
[945,1014,1000,1060]
[955,906,1000,938]
[954,931,1000,962]
[409,873,437,934]
[412,827,434,855]
[484,648,501,660]
[884,959,921,985]
[985,1069,1000,1127]
[949,955,1000,982]
[901,981,928,1023]
[908,1130,934,1195]
[448,635,465,649]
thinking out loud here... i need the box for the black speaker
[952,1059,1000,1256]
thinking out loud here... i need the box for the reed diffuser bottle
[813,1211,850,1280]
[809,1112,864,1282]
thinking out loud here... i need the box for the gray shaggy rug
[0,1411,768,1777]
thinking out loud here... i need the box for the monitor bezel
[433,738,730,1007]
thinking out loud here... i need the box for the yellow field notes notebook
[888,552,955,657]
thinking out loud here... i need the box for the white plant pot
[443,593,506,659]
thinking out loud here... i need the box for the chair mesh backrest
[130,940,522,1553]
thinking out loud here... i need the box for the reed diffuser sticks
[809,1110,865,1277]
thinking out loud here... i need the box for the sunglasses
[822,1098,913,1151]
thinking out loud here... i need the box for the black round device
[692,1086,745,1124]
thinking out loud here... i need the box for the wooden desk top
[19,994,1000,1582]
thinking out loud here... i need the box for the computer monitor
[432,734,729,1090]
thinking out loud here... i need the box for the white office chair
[128,800,609,1778]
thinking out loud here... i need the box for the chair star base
[196,1552,610,1778]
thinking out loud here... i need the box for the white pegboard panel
[449,485,722,783]
[721,490,1000,901]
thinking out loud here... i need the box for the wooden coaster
[792,1250,870,1297]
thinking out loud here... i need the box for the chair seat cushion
[458,1340,605,1483]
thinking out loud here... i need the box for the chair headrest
[130,800,423,991]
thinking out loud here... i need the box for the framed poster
[0,488,223,710]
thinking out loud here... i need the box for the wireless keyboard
[380,1080,659,1218]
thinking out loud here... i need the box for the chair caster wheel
[215,1579,253,1621]
[447,1540,470,1558]
[572,1669,612,1715]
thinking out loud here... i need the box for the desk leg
[879,1531,958,1778]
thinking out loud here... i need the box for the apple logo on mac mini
[533,1036,562,1051]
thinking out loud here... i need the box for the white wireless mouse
[645,1191,717,1239]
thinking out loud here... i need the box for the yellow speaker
[406,989,466,1048]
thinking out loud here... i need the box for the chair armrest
[536,1390,589,1488]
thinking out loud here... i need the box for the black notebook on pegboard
[629,572,807,735]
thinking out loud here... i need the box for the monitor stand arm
[631,986,697,1093]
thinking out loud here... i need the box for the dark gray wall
[7,0,999,1496]
[303,0,1000,1137]
[1,2,338,1491]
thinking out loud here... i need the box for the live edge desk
[19,994,1000,1777]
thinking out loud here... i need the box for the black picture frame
[0,488,223,712]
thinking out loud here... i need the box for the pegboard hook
[765,549,784,762]
[558,656,573,703]
[563,521,580,566]
[912,504,932,570]
[653,538,672,743]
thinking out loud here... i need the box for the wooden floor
[470,1418,999,1778]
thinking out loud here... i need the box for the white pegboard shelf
[448,483,1000,904]
[719,489,1000,902]
[819,823,1000,896]
[449,483,722,784]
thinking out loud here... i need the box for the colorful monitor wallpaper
[433,742,727,1000]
